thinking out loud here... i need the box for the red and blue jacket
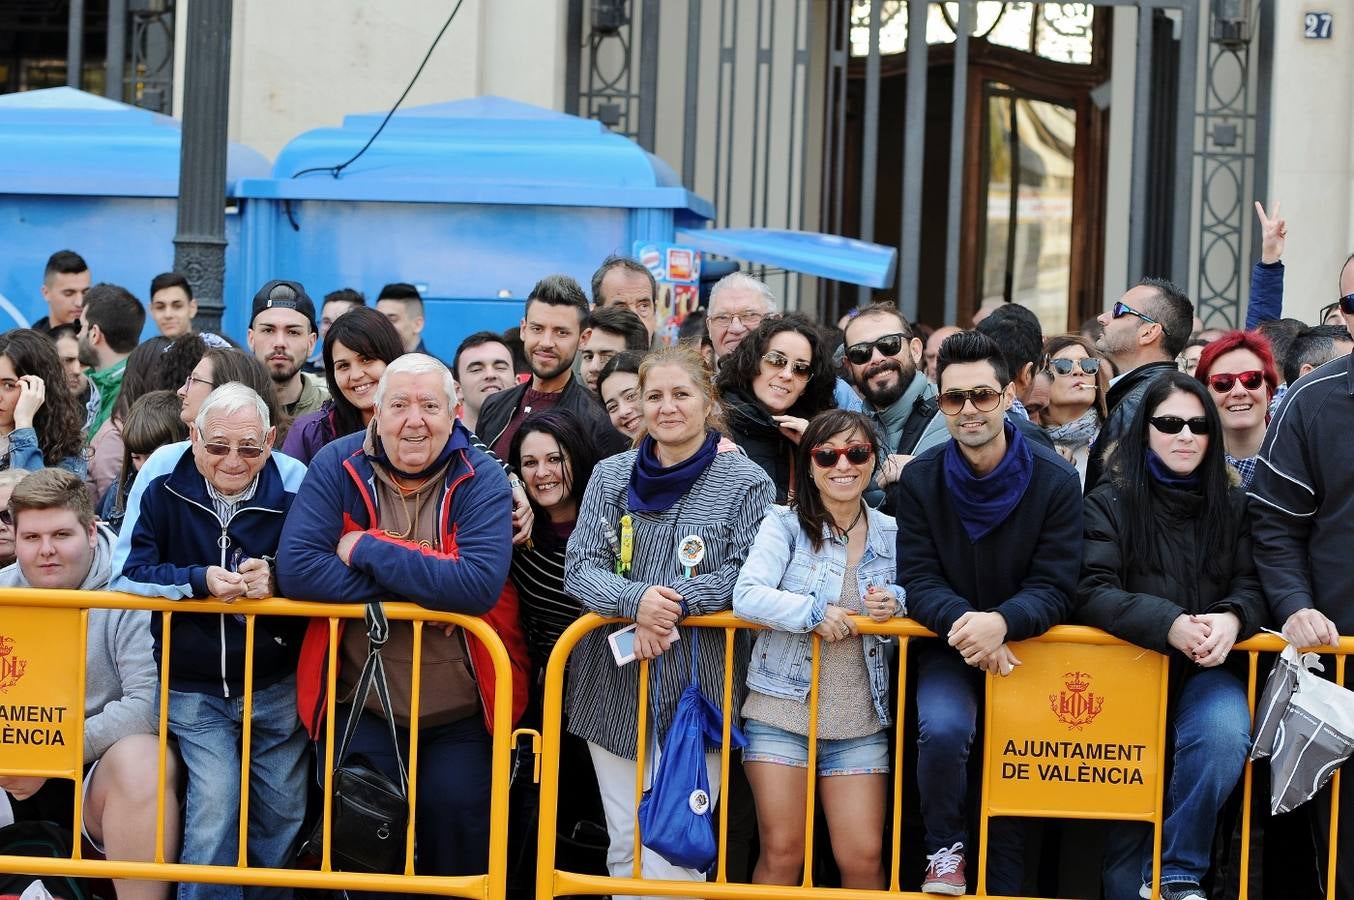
[276,424,529,738]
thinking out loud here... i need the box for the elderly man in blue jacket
[277,352,529,878]
[893,331,1082,897]
[112,382,308,900]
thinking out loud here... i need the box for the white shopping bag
[19,880,56,900]
[1251,639,1354,814]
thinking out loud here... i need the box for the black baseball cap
[250,280,317,331]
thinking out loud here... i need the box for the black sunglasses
[0,509,11,528]
[811,444,874,468]
[1149,416,1210,436]
[1338,294,1354,315]
[938,387,1005,416]
[1047,357,1101,377]
[845,332,905,365]
[1112,300,1170,336]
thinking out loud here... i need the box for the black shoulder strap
[896,393,939,455]
[335,602,408,796]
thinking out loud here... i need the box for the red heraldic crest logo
[0,635,28,693]
[1049,670,1103,731]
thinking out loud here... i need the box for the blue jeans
[914,643,1023,895]
[168,676,309,900]
[1102,666,1250,898]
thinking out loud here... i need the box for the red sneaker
[922,842,967,895]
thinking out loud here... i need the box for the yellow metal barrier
[534,612,1354,900]
[0,588,521,899]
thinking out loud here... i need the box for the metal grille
[566,0,1270,330]
[566,0,820,316]
[128,0,174,114]
[1195,2,1262,329]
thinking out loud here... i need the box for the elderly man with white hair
[112,381,309,900]
[708,272,863,411]
[278,352,530,878]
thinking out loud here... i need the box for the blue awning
[675,227,897,288]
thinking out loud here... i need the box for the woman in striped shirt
[508,409,600,672]
[564,347,775,892]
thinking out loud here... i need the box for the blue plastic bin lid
[675,227,898,289]
[241,95,713,216]
[0,87,270,198]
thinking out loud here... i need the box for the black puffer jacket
[1076,479,1267,681]
[722,389,796,504]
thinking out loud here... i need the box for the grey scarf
[1044,406,1101,451]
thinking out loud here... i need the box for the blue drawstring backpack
[638,636,747,873]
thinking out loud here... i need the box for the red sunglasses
[810,444,874,468]
[1207,370,1264,393]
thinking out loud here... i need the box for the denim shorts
[742,718,890,776]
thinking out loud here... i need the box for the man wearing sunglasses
[1087,278,1194,492]
[841,303,934,504]
[111,383,310,900]
[894,331,1082,895]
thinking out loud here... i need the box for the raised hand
[1254,200,1286,265]
[12,375,45,430]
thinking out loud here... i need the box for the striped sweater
[563,444,775,758]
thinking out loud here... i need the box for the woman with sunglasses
[733,409,903,890]
[1039,335,1109,486]
[715,313,837,503]
[1077,370,1265,900]
[564,347,775,888]
[1192,331,1279,489]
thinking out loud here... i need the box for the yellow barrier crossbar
[8,589,1354,900]
[0,588,516,899]
[536,612,1354,900]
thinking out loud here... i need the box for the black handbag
[302,602,410,874]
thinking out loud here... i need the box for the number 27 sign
[1305,12,1334,39]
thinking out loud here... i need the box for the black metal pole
[105,0,126,101]
[173,0,232,335]
[67,0,84,88]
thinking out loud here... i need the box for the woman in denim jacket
[733,409,905,890]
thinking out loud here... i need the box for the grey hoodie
[0,524,159,763]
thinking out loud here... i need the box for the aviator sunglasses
[1206,370,1264,393]
[845,332,905,365]
[811,444,874,468]
[937,387,1005,416]
[1047,357,1101,377]
[761,350,813,378]
[203,443,266,459]
[1149,416,1211,436]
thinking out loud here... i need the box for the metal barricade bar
[536,612,1354,900]
[0,589,519,900]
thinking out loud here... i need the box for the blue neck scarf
[943,420,1034,542]
[1146,449,1201,490]
[628,430,720,513]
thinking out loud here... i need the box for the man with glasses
[895,330,1081,895]
[841,303,936,503]
[112,383,309,900]
[707,272,779,361]
[1087,278,1194,491]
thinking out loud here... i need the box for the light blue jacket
[733,504,905,726]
